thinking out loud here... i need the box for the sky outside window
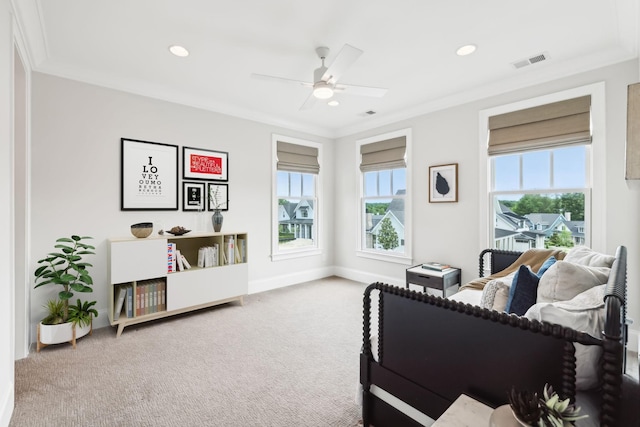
[493,145,586,192]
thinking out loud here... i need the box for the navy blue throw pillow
[505,265,540,316]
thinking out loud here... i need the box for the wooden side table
[406,265,461,298]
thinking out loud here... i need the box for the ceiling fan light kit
[313,82,334,99]
[251,43,388,109]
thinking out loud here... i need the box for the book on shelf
[160,281,166,311]
[224,236,235,265]
[167,243,177,273]
[237,238,246,263]
[421,262,451,271]
[176,249,184,271]
[181,254,192,269]
[113,285,127,321]
[198,245,218,268]
[136,285,141,317]
[126,285,133,318]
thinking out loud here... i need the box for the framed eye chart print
[121,138,179,210]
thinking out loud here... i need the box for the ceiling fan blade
[321,44,363,84]
[334,83,388,97]
[251,73,313,88]
[299,92,317,111]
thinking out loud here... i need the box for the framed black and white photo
[121,138,179,210]
[182,181,206,211]
[429,163,458,203]
[183,146,229,181]
[207,183,229,211]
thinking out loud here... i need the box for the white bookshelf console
[107,232,248,337]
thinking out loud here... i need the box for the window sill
[356,250,413,265]
[271,248,321,262]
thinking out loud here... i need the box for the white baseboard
[0,382,14,427]
[248,266,336,294]
[332,266,404,288]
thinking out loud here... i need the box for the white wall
[0,0,15,425]
[29,73,335,338]
[334,59,640,348]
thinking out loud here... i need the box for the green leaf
[34,280,54,288]
[59,273,77,282]
[70,283,92,292]
[59,291,73,300]
[56,237,74,243]
[555,398,570,413]
[34,266,50,277]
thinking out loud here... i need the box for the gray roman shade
[277,141,319,174]
[488,95,591,156]
[360,136,406,172]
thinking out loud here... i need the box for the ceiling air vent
[511,51,549,69]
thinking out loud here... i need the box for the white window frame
[271,134,322,261]
[478,83,606,252]
[356,128,412,265]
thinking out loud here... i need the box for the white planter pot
[37,320,92,352]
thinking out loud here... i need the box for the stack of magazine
[421,262,451,271]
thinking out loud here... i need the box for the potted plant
[508,383,588,426]
[34,235,98,351]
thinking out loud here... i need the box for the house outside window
[357,129,412,264]
[272,135,321,260]
[485,93,595,252]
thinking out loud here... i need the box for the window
[357,129,411,263]
[272,136,321,259]
[485,93,595,251]
[491,146,589,251]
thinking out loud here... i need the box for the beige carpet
[10,277,367,427]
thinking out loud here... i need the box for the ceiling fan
[251,44,388,110]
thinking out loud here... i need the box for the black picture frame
[121,138,179,210]
[182,181,206,211]
[429,163,458,203]
[183,146,229,181]
[207,183,229,211]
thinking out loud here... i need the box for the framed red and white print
[182,146,229,181]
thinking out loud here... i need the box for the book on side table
[421,262,451,271]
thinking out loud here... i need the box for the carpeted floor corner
[10,277,367,427]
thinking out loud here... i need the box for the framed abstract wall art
[429,163,458,203]
[182,181,206,211]
[207,183,229,211]
[121,138,179,210]
[183,146,229,181]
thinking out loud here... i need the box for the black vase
[212,210,223,232]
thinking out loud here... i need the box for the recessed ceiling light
[456,44,477,56]
[169,45,189,57]
[328,100,339,107]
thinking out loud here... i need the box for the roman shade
[360,136,406,172]
[277,141,319,174]
[488,95,591,156]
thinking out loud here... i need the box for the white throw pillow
[491,285,510,312]
[537,261,609,303]
[480,273,515,310]
[564,246,615,268]
[525,285,606,390]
